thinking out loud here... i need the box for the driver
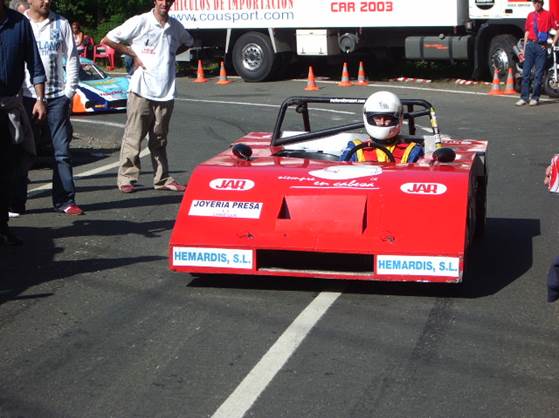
[341,91,424,163]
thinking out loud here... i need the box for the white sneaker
[529,99,539,106]
[8,212,20,218]
[516,99,527,106]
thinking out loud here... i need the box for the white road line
[176,97,279,108]
[29,148,150,193]
[293,79,558,102]
[293,79,504,97]
[212,291,342,418]
[30,117,146,193]
[175,97,355,115]
[70,118,126,129]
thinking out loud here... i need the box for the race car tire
[488,34,517,79]
[232,32,277,82]
[342,141,395,162]
[543,68,559,98]
[474,176,487,239]
[273,149,340,161]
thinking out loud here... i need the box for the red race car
[169,96,488,283]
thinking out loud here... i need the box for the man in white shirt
[102,0,194,193]
[16,0,82,216]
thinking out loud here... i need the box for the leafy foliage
[53,0,152,43]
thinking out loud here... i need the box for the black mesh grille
[257,250,373,275]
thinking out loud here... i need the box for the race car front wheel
[474,176,487,239]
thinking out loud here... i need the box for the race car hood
[80,77,128,100]
[170,133,484,259]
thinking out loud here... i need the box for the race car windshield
[79,63,107,81]
[364,112,400,127]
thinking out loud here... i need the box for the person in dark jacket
[0,1,46,245]
[547,256,559,302]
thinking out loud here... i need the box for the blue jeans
[122,54,134,75]
[521,41,547,101]
[22,96,76,210]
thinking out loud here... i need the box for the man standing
[101,0,194,193]
[516,0,557,106]
[0,0,46,245]
[18,0,82,215]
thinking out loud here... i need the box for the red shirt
[525,9,557,41]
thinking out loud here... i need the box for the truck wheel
[232,32,277,82]
[488,34,517,79]
[543,68,559,98]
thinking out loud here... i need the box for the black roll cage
[271,96,439,147]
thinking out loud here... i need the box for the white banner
[171,0,466,30]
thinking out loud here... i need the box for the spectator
[548,256,559,302]
[71,21,86,57]
[0,1,46,245]
[545,161,557,302]
[101,0,194,193]
[15,0,82,216]
[9,0,28,13]
[516,0,557,106]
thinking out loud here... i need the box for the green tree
[54,0,151,42]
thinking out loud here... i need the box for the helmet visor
[364,112,401,127]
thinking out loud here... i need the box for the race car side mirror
[432,147,456,163]
[232,143,253,161]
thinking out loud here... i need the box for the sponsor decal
[309,165,383,180]
[210,178,255,191]
[173,247,253,269]
[277,174,378,190]
[400,182,447,195]
[276,165,381,190]
[330,98,365,104]
[97,90,126,97]
[90,79,119,86]
[189,199,263,219]
[376,255,460,277]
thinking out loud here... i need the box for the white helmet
[362,91,403,142]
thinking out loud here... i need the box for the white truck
[170,0,559,82]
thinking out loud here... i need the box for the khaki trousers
[117,93,175,188]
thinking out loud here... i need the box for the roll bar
[271,96,438,146]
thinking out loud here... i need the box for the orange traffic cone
[503,67,516,95]
[193,59,208,83]
[487,67,502,95]
[304,66,320,91]
[216,61,231,85]
[355,61,368,86]
[337,62,353,87]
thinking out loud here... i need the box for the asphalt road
[1,76,559,418]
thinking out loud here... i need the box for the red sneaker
[158,181,186,192]
[62,204,84,216]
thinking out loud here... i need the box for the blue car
[72,57,129,114]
